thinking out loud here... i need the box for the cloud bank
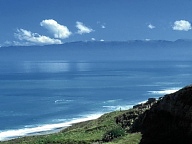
[15,29,62,45]
[172,20,191,31]
[40,19,72,39]
[76,21,94,34]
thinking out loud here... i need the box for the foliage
[104,133,142,144]
[102,126,126,142]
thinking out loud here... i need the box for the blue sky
[1,0,192,46]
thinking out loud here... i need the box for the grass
[0,110,142,144]
[104,133,142,144]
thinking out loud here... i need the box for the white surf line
[148,87,181,95]
[0,113,102,141]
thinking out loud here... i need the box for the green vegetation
[104,133,142,144]
[102,126,126,142]
[0,110,142,144]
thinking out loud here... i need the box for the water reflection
[76,62,90,72]
[22,61,90,73]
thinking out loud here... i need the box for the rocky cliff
[139,85,192,144]
[115,85,192,144]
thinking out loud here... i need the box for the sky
[1,0,192,46]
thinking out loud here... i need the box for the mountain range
[0,40,192,61]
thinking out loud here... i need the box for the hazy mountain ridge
[0,40,192,61]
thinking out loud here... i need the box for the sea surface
[0,60,191,141]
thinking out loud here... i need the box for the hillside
[138,85,192,144]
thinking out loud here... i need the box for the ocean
[0,60,191,141]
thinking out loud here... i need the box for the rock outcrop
[139,85,192,144]
[116,98,157,132]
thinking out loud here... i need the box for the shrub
[102,127,125,142]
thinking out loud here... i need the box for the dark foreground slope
[137,85,192,144]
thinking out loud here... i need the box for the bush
[102,127,126,142]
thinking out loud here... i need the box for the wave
[54,99,73,104]
[175,64,191,68]
[148,87,181,95]
[102,105,132,111]
[0,113,102,141]
[137,100,148,104]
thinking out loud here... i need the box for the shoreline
[0,102,146,142]
[0,87,181,142]
[0,104,136,141]
[0,96,159,143]
[0,128,65,142]
[0,106,134,142]
[0,113,103,142]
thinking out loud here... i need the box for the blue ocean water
[0,60,191,140]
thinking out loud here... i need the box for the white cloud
[91,38,96,41]
[4,41,12,45]
[12,41,31,46]
[148,24,155,29]
[97,21,106,29]
[101,25,106,29]
[15,29,62,45]
[172,20,191,31]
[40,19,72,39]
[100,39,104,42]
[76,21,94,34]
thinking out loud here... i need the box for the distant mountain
[58,39,192,48]
[0,40,192,61]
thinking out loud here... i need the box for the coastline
[0,100,155,142]
[0,87,181,142]
[0,104,137,142]
[0,95,158,144]
[0,113,103,142]
[0,103,138,142]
